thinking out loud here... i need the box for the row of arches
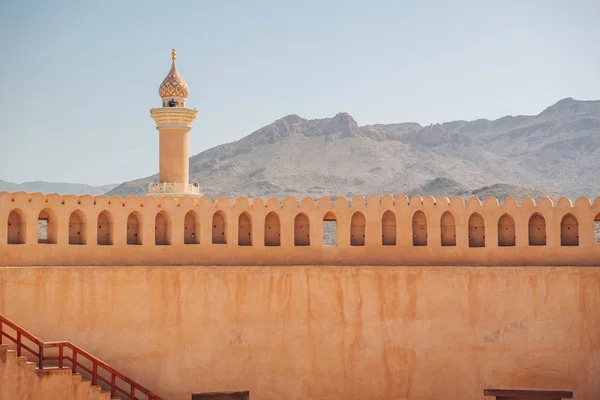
[6,209,292,246]
[411,211,581,247]
[5,208,599,247]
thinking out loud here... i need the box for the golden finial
[171,49,176,61]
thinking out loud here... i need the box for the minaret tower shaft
[149,49,199,196]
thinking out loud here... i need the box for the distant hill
[407,178,557,202]
[0,180,117,196]
[107,98,600,200]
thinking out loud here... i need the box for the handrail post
[72,351,77,374]
[130,385,135,399]
[16,332,21,356]
[58,345,63,369]
[0,320,3,344]
[111,374,116,397]
[39,344,44,369]
[92,362,97,385]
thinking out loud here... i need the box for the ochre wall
[1,265,600,400]
[1,191,600,266]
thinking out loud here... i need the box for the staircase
[0,314,163,400]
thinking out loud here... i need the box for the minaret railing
[149,182,200,195]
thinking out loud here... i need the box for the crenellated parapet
[0,191,599,267]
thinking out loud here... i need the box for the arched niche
[184,210,200,244]
[381,210,396,246]
[468,213,485,248]
[497,213,515,247]
[440,211,456,246]
[528,213,546,246]
[69,210,87,245]
[127,211,142,245]
[97,211,113,245]
[560,213,578,246]
[238,212,252,246]
[155,211,171,245]
[212,211,227,244]
[350,211,366,246]
[7,209,26,244]
[412,211,427,246]
[264,212,281,246]
[294,213,310,246]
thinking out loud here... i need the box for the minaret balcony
[150,107,198,130]
[149,182,200,195]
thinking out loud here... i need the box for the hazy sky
[0,0,598,185]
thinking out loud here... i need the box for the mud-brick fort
[1,50,599,400]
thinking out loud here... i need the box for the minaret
[149,49,199,196]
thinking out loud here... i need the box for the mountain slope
[108,98,600,199]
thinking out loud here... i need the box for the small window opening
[38,220,48,243]
[322,212,337,246]
[595,214,600,244]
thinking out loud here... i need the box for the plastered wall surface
[1,191,600,266]
[1,265,599,400]
[158,128,190,184]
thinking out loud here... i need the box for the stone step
[2,345,148,400]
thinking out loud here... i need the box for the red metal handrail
[0,315,164,400]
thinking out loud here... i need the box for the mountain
[106,98,600,200]
[0,180,118,196]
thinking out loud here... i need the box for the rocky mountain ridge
[81,98,600,200]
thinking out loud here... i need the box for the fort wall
[1,191,599,266]
[1,265,599,400]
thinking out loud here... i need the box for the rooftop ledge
[1,189,599,266]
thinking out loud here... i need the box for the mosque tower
[149,49,199,196]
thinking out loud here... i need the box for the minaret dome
[158,49,189,107]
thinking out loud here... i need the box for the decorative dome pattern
[158,61,189,98]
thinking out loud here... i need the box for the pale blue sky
[0,0,598,185]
